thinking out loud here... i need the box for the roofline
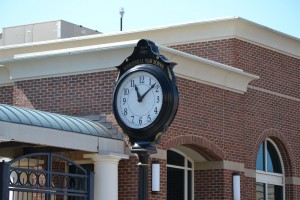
[0,16,299,60]
[1,40,138,63]
[0,17,238,50]
[236,17,300,42]
[2,39,257,78]
[1,16,299,48]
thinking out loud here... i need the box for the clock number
[123,98,126,105]
[156,85,160,92]
[124,108,127,116]
[139,76,145,84]
[149,78,152,85]
[154,107,158,114]
[147,115,151,122]
[139,117,142,125]
[131,80,135,87]
[124,88,129,95]
[131,116,134,123]
[156,96,160,103]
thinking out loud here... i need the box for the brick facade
[0,85,13,105]
[0,38,299,199]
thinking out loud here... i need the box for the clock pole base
[131,142,157,200]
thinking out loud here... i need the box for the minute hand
[138,83,156,102]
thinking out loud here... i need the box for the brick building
[0,17,299,199]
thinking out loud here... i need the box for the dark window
[256,140,284,200]
[167,150,184,167]
[167,167,184,200]
[268,184,283,200]
[267,141,282,173]
[188,160,192,168]
[167,150,193,200]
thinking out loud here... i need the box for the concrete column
[84,153,128,200]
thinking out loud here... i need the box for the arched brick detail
[165,135,225,161]
[252,128,296,176]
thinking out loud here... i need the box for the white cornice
[0,40,258,93]
[159,45,259,93]
[0,121,127,154]
[0,17,299,60]
[0,67,14,86]
[0,121,99,152]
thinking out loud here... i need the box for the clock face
[116,71,163,129]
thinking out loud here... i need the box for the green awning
[0,104,117,139]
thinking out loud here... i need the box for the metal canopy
[0,104,114,138]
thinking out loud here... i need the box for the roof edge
[0,16,299,60]
[0,41,259,94]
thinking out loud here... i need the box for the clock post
[112,39,179,200]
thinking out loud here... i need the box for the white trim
[248,85,300,102]
[0,121,126,154]
[160,45,259,94]
[10,40,138,62]
[195,160,245,172]
[0,67,14,86]
[83,153,129,162]
[0,17,299,60]
[244,168,256,178]
[0,121,99,152]
[285,177,300,185]
[0,40,258,94]
[256,171,284,186]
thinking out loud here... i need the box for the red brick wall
[243,176,256,200]
[1,71,118,115]
[195,169,226,199]
[171,38,300,99]
[171,40,235,67]
[234,40,300,98]
[169,39,298,199]
[243,90,299,174]
[118,156,138,200]
[170,39,299,199]
[194,169,247,200]
[0,85,13,105]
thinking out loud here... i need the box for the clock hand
[138,83,156,102]
[135,85,141,100]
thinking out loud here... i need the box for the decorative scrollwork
[7,153,90,198]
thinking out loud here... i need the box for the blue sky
[1,0,300,38]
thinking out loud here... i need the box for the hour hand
[138,83,156,102]
[135,85,141,100]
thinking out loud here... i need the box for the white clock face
[116,71,163,129]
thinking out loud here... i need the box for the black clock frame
[113,63,179,144]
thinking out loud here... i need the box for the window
[256,139,284,200]
[167,149,193,200]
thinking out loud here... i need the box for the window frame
[256,138,285,199]
[167,149,194,200]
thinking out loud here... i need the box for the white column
[84,153,128,200]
